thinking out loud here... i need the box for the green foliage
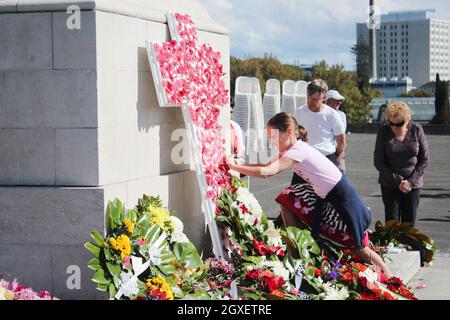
[399,88,433,98]
[311,60,382,122]
[370,220,437,263]
[351,35,370,91]
[431,73,450,124]
[230,53,305,99]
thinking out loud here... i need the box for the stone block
[51,245,107,300]
[52,10,97,69]
[0,244,53,295]
[0,187,105,246]
[55,128,99,186]
[0,69,97,128]
[96,11,145,72]
[0,128,55,185]
[181,170,211,255]
[0,12,52,69]
[385,251,421,283]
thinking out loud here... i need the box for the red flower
[342,272,352,282]
[253,239,268,255]
[261,270,284,293]
[314,269,323,277]
[246,269,260,280]
[383,292,395,300]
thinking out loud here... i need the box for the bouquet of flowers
[84,195,203,300]
[0,278,57,300]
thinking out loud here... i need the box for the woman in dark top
[374,101,429,226]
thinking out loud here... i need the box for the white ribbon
[295,267,303,292]
[114,233,166,299]
[230,280,239,300]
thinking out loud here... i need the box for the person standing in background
[291,79,346,185]
[326,89,347,172]
[374,101,429,226]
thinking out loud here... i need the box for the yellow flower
[124,218,134,235]
[108,234,131,260]
[146,275,174,300]
[147,207,174,233]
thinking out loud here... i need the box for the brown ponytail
[267,112,308,142]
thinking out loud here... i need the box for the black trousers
[380,186,420,226]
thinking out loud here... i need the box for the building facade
[357,9,450,89]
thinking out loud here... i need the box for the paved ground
[248,133,450,299]
[249,133,450,252]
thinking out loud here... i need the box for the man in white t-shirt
[326,89,347,172]
[292,79,346,183]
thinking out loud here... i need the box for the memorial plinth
[0,0,230,299]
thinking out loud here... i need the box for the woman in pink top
[227,112,392,277]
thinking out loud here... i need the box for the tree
[351,35,370,91]
[399,88,433,98]
[230,54,304,104]
[432,73,450,124]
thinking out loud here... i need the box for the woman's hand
[399,180,413,193]
[225,155,238,170]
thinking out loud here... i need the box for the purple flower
[328,269,339,281]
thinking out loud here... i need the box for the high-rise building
[357,9,450,88]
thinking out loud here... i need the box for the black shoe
[274,214,284,228]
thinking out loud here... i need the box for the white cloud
[198,0,450,69]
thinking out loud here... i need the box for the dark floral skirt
[275,183,369,249]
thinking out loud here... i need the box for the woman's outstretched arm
[226,156,293,178]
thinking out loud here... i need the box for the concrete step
[385,251,421,283]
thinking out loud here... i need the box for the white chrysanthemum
[358,268,378,286]
[319,283,349,300]
[264,220,284,247]
[258,260,290,280]
[232,202,257,226]
[236,188,263,223]
[169,216,189,243]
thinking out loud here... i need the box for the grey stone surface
[0,12,52,69]
[52,11,97,69]
[385,251,421,283]
[0,187,105,245]
[0,69,97,128]
[408,253,450,300]
[55,128,99,186]
[0,0,229,35]
[0,128,55,185]
[0,1,18,12]
[182,170,211,256]
[0,244,53,295]
[51,245,107,300]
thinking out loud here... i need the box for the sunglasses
[389,120,405,127]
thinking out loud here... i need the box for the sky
[198,0,450,70]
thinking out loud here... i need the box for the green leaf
[107,198,125,231]
[243,255,265,265]
[97,282,109,292]
[84,242,100,257]
[91,231,105,246]
[87,258,101,271]
[106,262,122,277]
[108,282,118,299]
[92,268,110,285]
[187,290,211,300]
[173,242,203,268]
